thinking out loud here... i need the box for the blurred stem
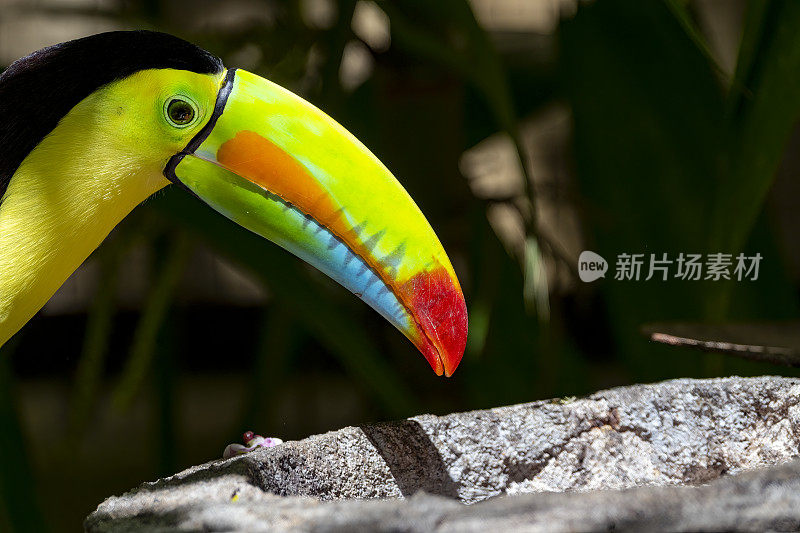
[465,208,499,358]
[65,235,128,450]
[724,0,770,117]
[511,133,550,323]
[113,232,190,411]
[239,308,295,433]
[318,0,357,113]
[156,321,177,476]
[0,343,47,533]
[703,283,733,376]
[704,352,725,377]
[523,236,550,321]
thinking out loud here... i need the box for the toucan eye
[166,98,196,127]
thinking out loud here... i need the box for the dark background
[2,0,800,530]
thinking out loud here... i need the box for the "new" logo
[578,251,607,282]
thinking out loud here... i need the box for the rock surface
[86,376,800,532]
[87,460,800,532]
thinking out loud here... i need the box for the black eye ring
[165,98,196,127]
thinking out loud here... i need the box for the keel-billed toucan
[0,31,467,376]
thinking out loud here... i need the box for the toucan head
[0,31,467,375]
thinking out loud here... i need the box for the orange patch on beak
[217,131,345,231]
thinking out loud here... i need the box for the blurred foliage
[3,0,800,531]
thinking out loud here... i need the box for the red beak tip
[404,266,468,378]
[416,313,467,378]
[441,346,465,378]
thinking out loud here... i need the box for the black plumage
[0,30,223,202]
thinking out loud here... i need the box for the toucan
[0,31,467,376]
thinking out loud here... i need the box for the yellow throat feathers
[0,70,201,347]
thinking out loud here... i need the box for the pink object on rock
[223,431,283,460]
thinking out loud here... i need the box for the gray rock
[86,376,800,532]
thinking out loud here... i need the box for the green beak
[165,69,467,376]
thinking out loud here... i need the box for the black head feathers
[0,31,224,202]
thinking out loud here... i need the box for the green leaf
[560,0,726,377]
[664,0,725,79]
[712,0,800,253]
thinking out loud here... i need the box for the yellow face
[82,68,225,173]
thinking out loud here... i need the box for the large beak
[164,69,467,376]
